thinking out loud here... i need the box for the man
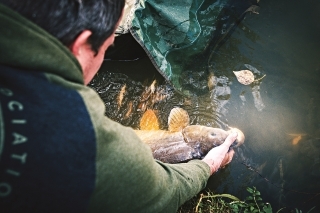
[0,0,236,212]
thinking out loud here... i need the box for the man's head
[1,0,125,84]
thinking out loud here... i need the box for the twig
[195,193,204,213]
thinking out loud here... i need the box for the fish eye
[210,133,216,136]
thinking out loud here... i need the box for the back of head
[0,0,125,53]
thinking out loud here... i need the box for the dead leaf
[233,70,255,85]
[292,135,302,145]
[287,133,307,145]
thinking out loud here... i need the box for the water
[207,1,320,211]
[90,0,320,211]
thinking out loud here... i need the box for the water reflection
[209,0,320,210]
[90,0,320,211]
[89,65,224,129]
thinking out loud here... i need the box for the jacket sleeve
[79,86,211,213]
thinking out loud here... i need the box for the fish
[117,84,126,110]
[134,79,172,112]
[134,107,245,163]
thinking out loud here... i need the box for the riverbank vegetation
[178,187,315,213]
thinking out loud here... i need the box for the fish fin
[168,107,190,132]
[139,109,160,130]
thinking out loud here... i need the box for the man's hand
[202,132,238,175]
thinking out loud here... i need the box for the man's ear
[69,30,93,61]
[69,30,92,56]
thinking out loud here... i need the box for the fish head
[182,125,230,156]
[182,125,245,157]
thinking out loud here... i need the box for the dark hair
[0,0,125,54]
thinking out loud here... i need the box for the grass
[177,187,316,213]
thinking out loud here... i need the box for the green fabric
[131,0,257,94]
[0,3,83,84]
[0,3,211,213]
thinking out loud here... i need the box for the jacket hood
[0,3,83,84]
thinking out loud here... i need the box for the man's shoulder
[0,65,98,212]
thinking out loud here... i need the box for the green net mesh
[130,0,259,95]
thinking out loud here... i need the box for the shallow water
[90,0,320,211]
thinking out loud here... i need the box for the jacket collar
[0,3,84,84]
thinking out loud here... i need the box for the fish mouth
[227,128,245,147]
[231,140,239,148]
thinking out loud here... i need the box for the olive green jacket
[0,3,210,213]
